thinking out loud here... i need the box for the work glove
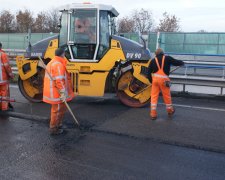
[59,90,66,102]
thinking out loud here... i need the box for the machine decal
[31,52,43,57]
[126,53,142,59]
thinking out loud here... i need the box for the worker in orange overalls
[0,42,14,111]
[148,48,184,120]
[43,48,74,135]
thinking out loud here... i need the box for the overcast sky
[0,0,224,32]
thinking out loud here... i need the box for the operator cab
[59,3,119,61]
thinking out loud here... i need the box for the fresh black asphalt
[0,86,224,179]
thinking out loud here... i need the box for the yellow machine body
[66,39,126,96]
[16,3,152,107]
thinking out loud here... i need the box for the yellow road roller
[16,3,151,107]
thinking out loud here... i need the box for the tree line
[0,8,180,33]
[117,9,180,33]
[0,9,60,33]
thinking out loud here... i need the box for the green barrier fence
[1,32,225,55]
[122,32,225,55]
[158,32,225,55]
[148,33,157,52]
[119,33,140,43]
[0,33,58,49]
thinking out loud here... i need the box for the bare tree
[198,30,207,33]
[16,9,34,33]
[157,12,180,32]
[0,10,15,33]
[117,17,135,33]
[132,9,154,33]
[33,11,49,32]
[47,9,60,33]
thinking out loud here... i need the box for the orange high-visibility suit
[151,56,173,118]
[148,53,184,119]
[0,49,13,111]
[43,56,74,129]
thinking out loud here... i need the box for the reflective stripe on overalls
[150,56,173,117]
[0,53,5,83]
[0,52,10,84]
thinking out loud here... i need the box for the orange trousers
[0,84,9,111]
[150,77,173,117]
[50,103,66,129]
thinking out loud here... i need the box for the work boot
[151,116,157,120]
[168,108,175,117]
[49,128,64,135]
[58,124,67,129]
[150,111,157,120]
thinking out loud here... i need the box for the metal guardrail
[171,63,225,82]
[4,49,26,57]
[3,49,26,74]
[4,49,225,95]
[166,52,225,57]
[166,53,225,63]
[170,58,225,95]
[12,67,18,74]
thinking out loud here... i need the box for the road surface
[0,85,224,179]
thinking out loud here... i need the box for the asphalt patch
[93,104,225,154]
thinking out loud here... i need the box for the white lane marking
[159,103,225,112]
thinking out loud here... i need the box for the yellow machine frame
[16,38,151,103]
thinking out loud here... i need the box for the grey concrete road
[0,85,224,179]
